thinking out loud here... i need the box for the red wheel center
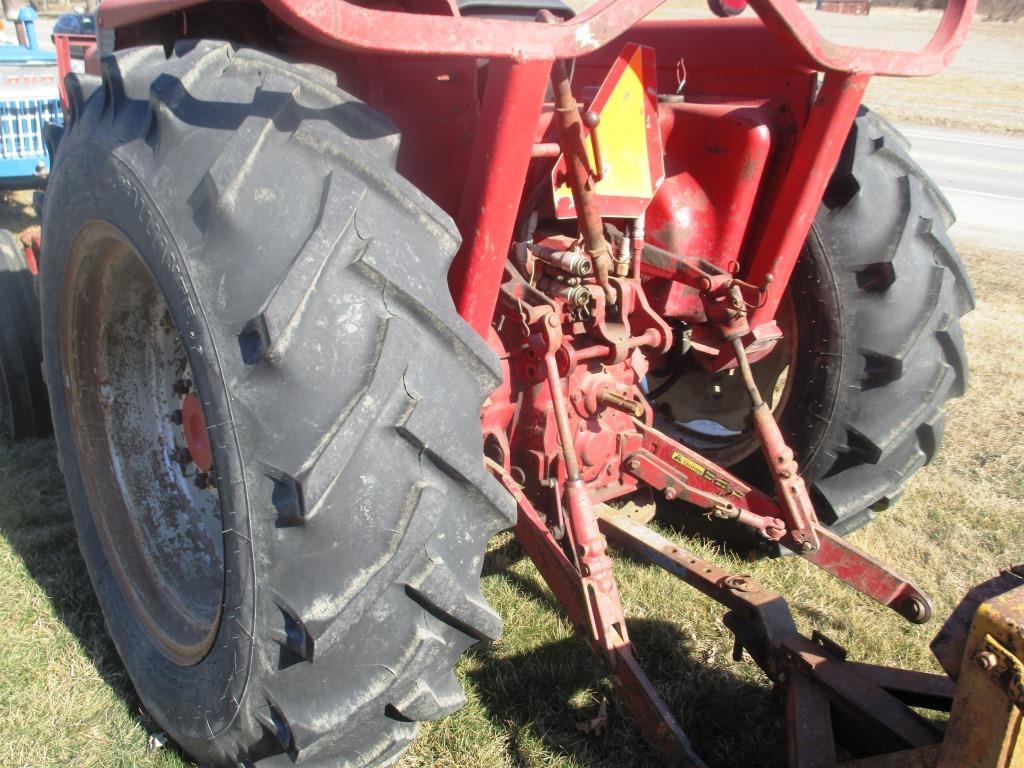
[181,392,214,473]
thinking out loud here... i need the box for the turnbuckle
[730,334,820,553]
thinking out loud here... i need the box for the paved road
[901,125,1024,251]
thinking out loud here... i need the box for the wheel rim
[62,221,224,665]
[649,293,798,467]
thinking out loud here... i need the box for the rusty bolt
[171,447,192,465]
[169,409,183,425]
[976,651,999,672]
[723,575,749,591]
[665,486,677,501]
[799,541,815,553]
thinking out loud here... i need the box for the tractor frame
[57,0,998,764]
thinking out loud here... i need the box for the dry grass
[0,170,1020,768]
[812,7,1024,135]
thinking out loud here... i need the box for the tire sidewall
[0,229,47,439]
[776,229,844,483]
[41,137,257,752]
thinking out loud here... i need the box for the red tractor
[3,0,984,763]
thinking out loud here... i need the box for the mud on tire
[41,41,513,767]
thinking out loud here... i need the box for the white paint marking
[941,186,1024,203]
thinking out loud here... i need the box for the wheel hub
[181,392,214,474]
[62,221,225,666]
[649,293,797,466]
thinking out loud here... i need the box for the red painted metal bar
[747,0,976,76]
[803,526,934,623]
[253,0,972,74]
[596,510,954,767]
[746,72,868,328]
[449,59,552,336]
[53,34,97,115]
[489,461,707,768]
[259,0,667,60]
[53,35,73,115]
[614,651,708,768]
[96,0,976,83]
[627,416,934,624]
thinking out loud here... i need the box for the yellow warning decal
[670,450,743,498]
[551,43,664,220]
[671,451,707,477]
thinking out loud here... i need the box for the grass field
[812,7,1024,135]
[0,168,1020,767]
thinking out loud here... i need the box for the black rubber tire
[0,227,50,440]
[41,41,514,767]
[768,108,974,535]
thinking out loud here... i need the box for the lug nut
[976,651,998,671]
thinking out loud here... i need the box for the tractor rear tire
[769,109,974,535]
[656,109,972,542]
[0,227,49,440]
[41,42,513,767]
